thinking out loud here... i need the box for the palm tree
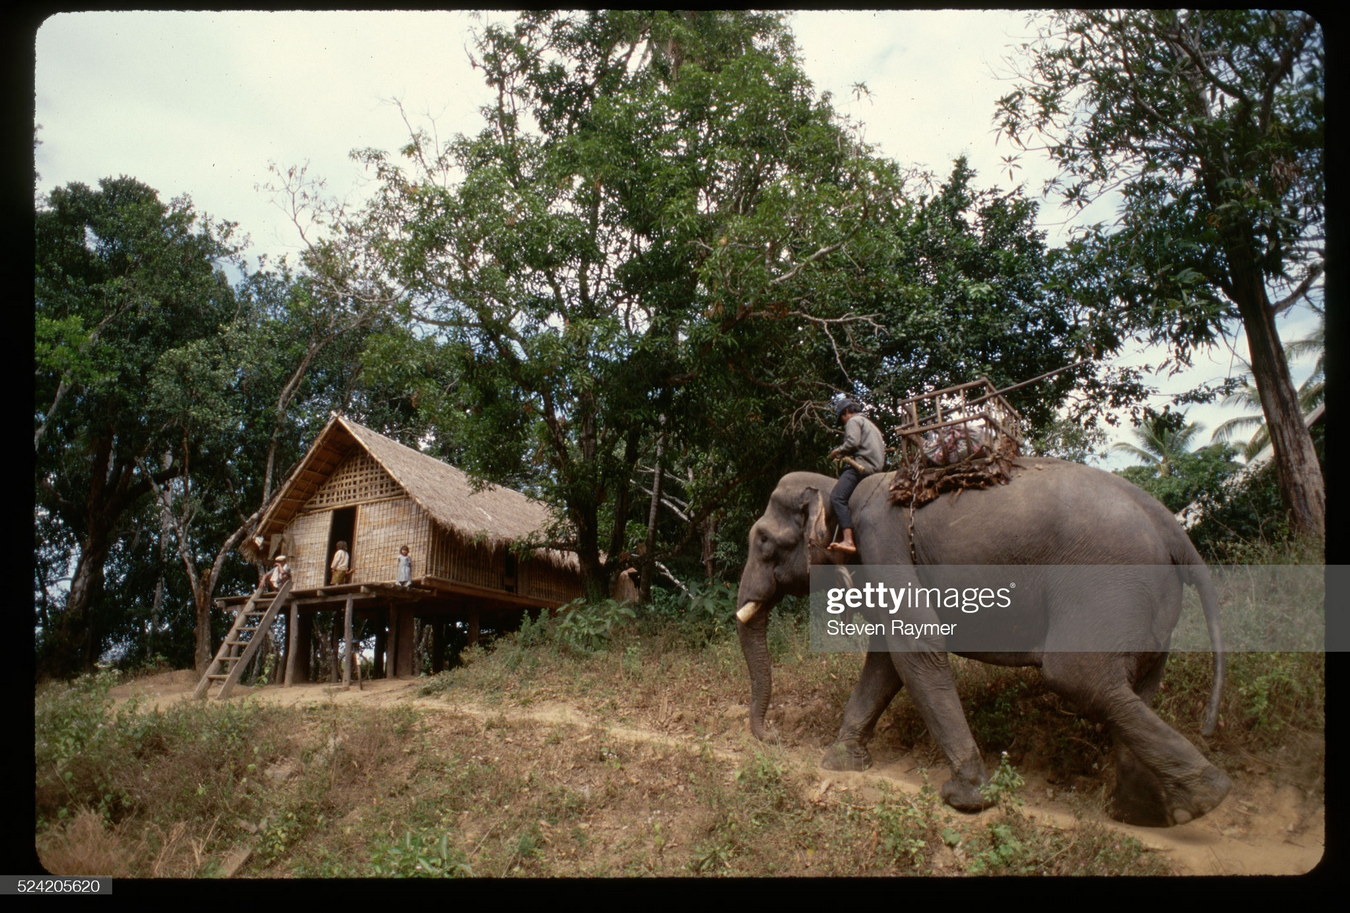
[1113,413,1204,477]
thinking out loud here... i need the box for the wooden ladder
[193,578,293,700]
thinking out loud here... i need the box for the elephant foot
[1109,743,1171,827]
[1111,758,1231,827]
[821,740,871,772]
[1164,764,1232,826]
[941,776,995,813]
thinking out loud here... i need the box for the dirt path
[113,672,1324,877]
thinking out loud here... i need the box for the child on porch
[396,545,413,586]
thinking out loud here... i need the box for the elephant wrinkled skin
[735,459,1230,827]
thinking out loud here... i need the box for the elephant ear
[803,487,833,563]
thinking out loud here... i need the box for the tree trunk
[52,533,111,676]
[1232,264,1326,541]
[193,586,214,673]
[639,419,666,603]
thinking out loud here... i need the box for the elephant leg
[891,649,991,813]
[1043,653,1230,826]
[1108,653,1170,826]
[822,645,902,772]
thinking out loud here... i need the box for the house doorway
[328,507,357,584]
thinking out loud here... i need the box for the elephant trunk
[737,601,773,740]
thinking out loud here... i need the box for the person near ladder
[827,398,885,554]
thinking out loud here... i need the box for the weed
[980,751,1026,810]
[869,786,946,872]
[961,813,1170,876]
[621,642,642,675]
[733,750,789,810]
[555,598,637,654]
[368,829,474,878]
[967,820,1037,875]
[643,579,738,646]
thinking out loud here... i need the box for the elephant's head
[735,471,838,740]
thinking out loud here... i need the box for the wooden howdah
[889,377,1024,508]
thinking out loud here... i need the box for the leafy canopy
[349,11,908,592]
[997,9,1325,539]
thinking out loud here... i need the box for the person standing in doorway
[330,540,350,585]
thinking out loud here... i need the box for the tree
[1212,311,1324,460]
[1117,442,1241,515]
[997,10,1325,540]
[1112,411,1205,478]
[841,158,1091,434]
[346,11,906,597]
[143,263,394,672]
[35,177,241,676]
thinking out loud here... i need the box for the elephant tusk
[735,601,761,624]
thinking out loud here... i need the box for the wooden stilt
[342,594,354,687]
[285,600,299,687]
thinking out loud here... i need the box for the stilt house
[198,414,581,697]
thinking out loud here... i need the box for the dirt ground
[110,670,1325,877]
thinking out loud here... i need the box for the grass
[35,565,1323,878]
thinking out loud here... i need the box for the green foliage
[979,751,1026,810]
[1117,442,1241,514]
[1226,653,1324,744]
[349,10,904,596]
[34,175,396,676]
[34,672,127,823]
[368,829,474,878]
[554,599,638,654]
[868,786,947,871]
[34,177,242,675]
[852,159,1086,436]
[999,10,1325,536]
[337,11,1084,597]
[35,674,282,831]
[642,579,737,646]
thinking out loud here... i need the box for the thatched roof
[244,414,573,568]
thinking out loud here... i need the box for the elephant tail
[1184,558,1226,738]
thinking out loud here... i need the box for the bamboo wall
[427,526,580,603]
[284,511,330,590]
[352,497,429,584]
[518,553,584,603]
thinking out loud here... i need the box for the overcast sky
[33,10,1320,466]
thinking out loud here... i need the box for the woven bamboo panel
[519,558,583,602]
[430,525,501,589]
[309,452,402,509]
[284,512,330,589]
[352,497,430,584]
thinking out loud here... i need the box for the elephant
[735,458,1231,827]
